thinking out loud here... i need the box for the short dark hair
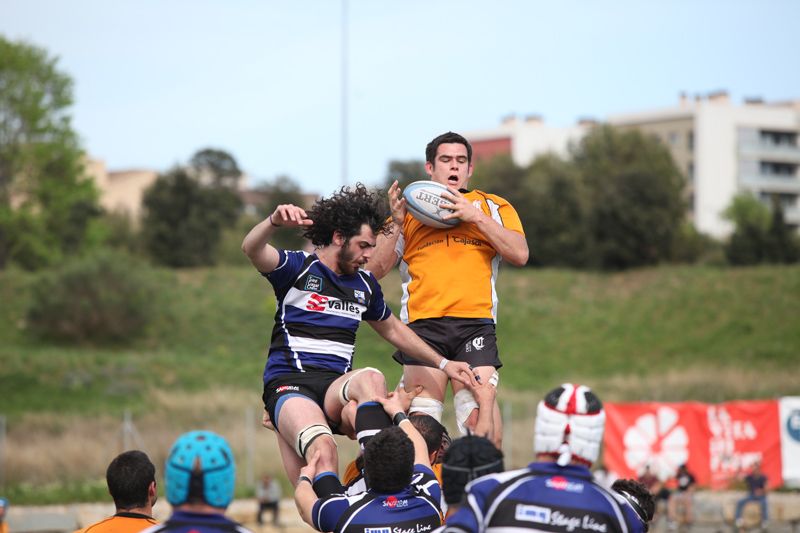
[612,478,655,528]
[425,132,473,165]
[302,183,390,246]
[363,426,414,493]
[409,413,447,457]
[106,450,155,511]
[442,435,504,505]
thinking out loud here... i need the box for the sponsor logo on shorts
[546,476,585,493]
[304,275,323,292]
[382,495,408,508]
[275,385,300,393]
[515,504,550,524]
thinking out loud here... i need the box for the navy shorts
[262,370,344,434]
[393,317,502,369]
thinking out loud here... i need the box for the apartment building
[465,93,800,238]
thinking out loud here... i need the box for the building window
[687,131,694,151]
[760,161,797,177]
[760,130,797,147]
[687,162,694,182]
[668,132,679,146]
[759,192,797,210]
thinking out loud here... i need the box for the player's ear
[425,161,434,177]
[332,230,345,246]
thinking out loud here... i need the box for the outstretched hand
[444,360,481,388]
[376,388,419,417]
[388,180,408,226]
[271,204,314,227]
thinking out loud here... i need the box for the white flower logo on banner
[623,406,690,480]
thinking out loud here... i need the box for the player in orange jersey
[370,131,529,446]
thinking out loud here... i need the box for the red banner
[604,400,782,489]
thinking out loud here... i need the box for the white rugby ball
[402,180,460,229]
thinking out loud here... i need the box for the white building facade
[465,94,800,238]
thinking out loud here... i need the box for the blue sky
[3,0,799,194]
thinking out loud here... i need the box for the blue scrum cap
[165,430,236,508]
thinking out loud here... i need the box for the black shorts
[262,370,344,434]
[392,317,502,369]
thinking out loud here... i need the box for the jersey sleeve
[489,194,525,235]
[443,476,500,533]
[413,464,442,505]
[312,494,350,532]
[262,250,307,291]
[362,271,392,321]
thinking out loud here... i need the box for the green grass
[1,264,799,420]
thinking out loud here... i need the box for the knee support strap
[339,367,384,405]
[295,424,335,460]
[409,397,444,422]
[454,389,479,436]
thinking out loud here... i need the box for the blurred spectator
[73,450,158,533]
[735,461,768,529]
[667,464,696,529]
[255,474,282,526]
[593,465,618,489]
[638,465,670,519]
[141,430,253,533]
[0,497,8,533]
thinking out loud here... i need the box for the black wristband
[270,214,282,227]
[393,412,408,426]
[298,475,312,485]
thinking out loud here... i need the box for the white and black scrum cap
[534,383,606,466]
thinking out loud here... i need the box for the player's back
[445,463,644,533]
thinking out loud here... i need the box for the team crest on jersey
[304,275,323,292]
[473,199,483,210]
[515,504,551,524]
[353,289,366,305]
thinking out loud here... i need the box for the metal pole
[503,401,513,468]
[245,407,255,488]
[341,0,349,186]
[0,414,6,489]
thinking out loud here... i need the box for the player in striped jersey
[242,184,478,493]
[443,383,647,533]
[295,393,443,533]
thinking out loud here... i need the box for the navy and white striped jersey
[314,464,442,533]
[141,510,253,533]
[262,250,391,383]
[444,462,646,533]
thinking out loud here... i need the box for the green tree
[384,159,427,190]
[764,197,800,263]
[142,152,241,267]
[722,193,770,265]
[0,36,100,269]
[189,147,243,188]
[572,125,686,270]
[521,154,589,267]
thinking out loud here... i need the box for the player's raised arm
[369,180,405,280]
[242,204,312,273]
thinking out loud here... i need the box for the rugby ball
[402,180,460,229]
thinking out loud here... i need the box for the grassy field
[1,264,798,502]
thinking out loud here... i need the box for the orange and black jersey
[394,189,524,323]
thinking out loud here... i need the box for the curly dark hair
[302,183,391,246]
[612,478,655,527]
[363,426,414,493]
